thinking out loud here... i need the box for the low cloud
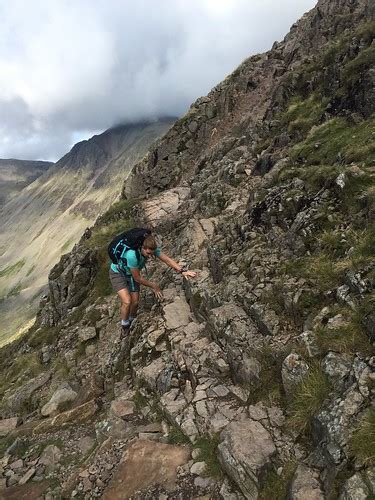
[0,0,316,160]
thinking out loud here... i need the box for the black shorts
[109,269,140,293]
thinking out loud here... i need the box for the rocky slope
[0,0,374,498]
[0,159,53,207]
[0,120,174,345]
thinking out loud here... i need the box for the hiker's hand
[152,285,164,300]
[182,270,197,279]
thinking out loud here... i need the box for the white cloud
[0,0,317,160]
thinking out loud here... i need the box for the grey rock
[163,296,191,330]
[249,303,279,336]
[289,464,324,499]
[0,417,19,437]
[19,467,36,485]
[339,472,371,499]
[313,386,365,465]
[190,461,207,475]
[194,476,213,488]
[41,383,78,417]
[299,331,320,357]
[77,436,96,454]
[322,352,352,389]
[281,353,309,398]
[218,419,276,498]
[39,444,62,468]
[220,477,245,499]
[78,326,97,343]
[6,371,51,412]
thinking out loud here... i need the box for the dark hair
[143,235,157,250]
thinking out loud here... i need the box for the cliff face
[0,120,174,345]
[0,1,374,498]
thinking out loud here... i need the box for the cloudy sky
[0,0,317,161]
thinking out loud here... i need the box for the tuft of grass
[343,44,375,87]
[27,326,59,348]
[133,390,148,411]
[291,116,375,167]
[318,230,349,259]
[286,254,343,293]
[348,408,375,465]
[247,346,285,406]
[98,199,135,226]
[283,94,328,139]
[193,434,223,480]
[288,364,331,434]
[167,424,191,445]
[0,259,26,278]
[259,462,297,500]
[315,305,373,356]
[0,351,43,400]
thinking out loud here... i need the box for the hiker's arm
[129,268,163,298]
[157,253,197,278]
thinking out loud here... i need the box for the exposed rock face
[40,383,77,417]
[218,419,277,498]
[289,464,324,500]
[103,440,190,499]
[37,246,98,327]
[0,1,374,499]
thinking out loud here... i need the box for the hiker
[108,228,197,334]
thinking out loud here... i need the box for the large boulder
[103,439,190,499]
[41,383,78,417]
[218,418,277,498]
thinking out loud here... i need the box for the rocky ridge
[0,0,374,498]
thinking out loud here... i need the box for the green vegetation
[259,462,297,500]
[193,434,223,479]
[291,116,375,166]
[61,237,74,253]
[27,325,59,348]
[167,424,191,445]
[343,44,375,87]
[0,351,43,400]
[0,259,25,277]
[349,408,375,465]
[133,390,148,411]
[283,94,328,138]
[97,198,135,225]
[247,346,285,406]
[285,254,343,293]
[315,302,373,356]
[288,364,330,434]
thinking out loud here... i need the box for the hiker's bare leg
[117,288,131,321]
[130,291,140,318]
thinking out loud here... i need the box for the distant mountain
[0,159,53,207]
[0,119,175,344]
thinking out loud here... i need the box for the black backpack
[108,228,151,268]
